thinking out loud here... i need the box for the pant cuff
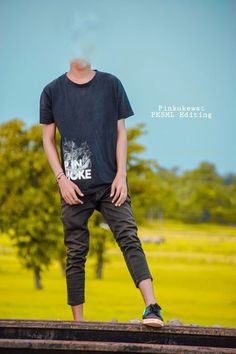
[68,300,85,306]
[135,274,153,288]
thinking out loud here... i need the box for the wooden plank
[0,338,235,353]
[0,319,235,337]
[0,319,235,352]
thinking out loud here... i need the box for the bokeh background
[0,0,235,326]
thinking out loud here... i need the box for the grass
[0,219,235,327]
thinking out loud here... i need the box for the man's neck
[67,60,96,84]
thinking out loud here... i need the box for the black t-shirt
[39,69,134,195]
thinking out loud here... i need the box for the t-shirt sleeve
[116,78,134,120]
[39,86,55,124]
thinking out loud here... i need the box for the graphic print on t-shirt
[62,138,92,181]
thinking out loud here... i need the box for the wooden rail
[0,319,235,353]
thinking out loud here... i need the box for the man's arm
[41,123,84,205]
[116,119,127,177]
[41,123,64,178]
[110,119,128,206]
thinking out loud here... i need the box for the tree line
[0,119,235,288]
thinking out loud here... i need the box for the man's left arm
[110,119,128,206]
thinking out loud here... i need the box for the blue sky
[1,0,235,175]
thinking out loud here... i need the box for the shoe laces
[148,303,162,315]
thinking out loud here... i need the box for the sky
[0,0,235,176]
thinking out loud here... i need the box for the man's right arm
[41,122,64,179]
[41,123,84,205]
[39,85,84,204]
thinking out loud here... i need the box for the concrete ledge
[0,338,235,353]
[0,319,235,353]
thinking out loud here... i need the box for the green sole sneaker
[142,302,165,327]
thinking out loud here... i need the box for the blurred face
[70,57,90,70]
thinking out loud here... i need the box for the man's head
[70,57,91,70]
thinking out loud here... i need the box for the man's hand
[110,173,127,206]
[59,175,84,205]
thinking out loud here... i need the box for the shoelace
[149,303,161,315]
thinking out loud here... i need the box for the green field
[0,219,235,327]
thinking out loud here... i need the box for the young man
[39,58,164,327]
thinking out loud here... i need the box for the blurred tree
[0,119,64,289]
[88,211,115,279]
[127,123,178,223]
[176,162,236,224]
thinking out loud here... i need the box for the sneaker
[142,302,164,327]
